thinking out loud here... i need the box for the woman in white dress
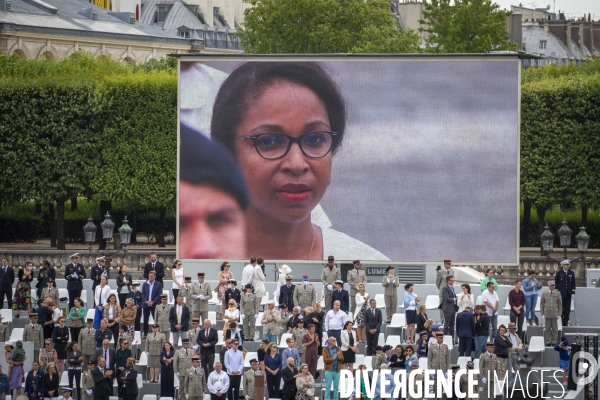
[457,283,475,313]
[171,259,186,300]
[253,258,267,306]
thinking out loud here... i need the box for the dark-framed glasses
[235,131,337,160]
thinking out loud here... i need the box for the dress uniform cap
[382,345,392,351]
[191,356,200,361]
[62,388,73,393]
[374,345,382,351]
[451,364,460,370]
[29,313,38,318]
[182,338,189,343]
[385,266,394,272]
[335,280,344,285]
[285,275,293,281]
[435,331,444,336]
[249,359,258,364]
[132,282,140,286]
[466,361,474,369]
[486,342,494,347]
[353,260,360,265]
[152,324,160,328]
[328,256,334,261]
[185,277,192,282]
[560,259,570,265]
[198,272,205,277]
[245,284,253,289]
[70,253,80,259]
[302,273,309,280]
[88,360,96,365]
[47,278,54,283]
[443,258,451,263]
[87,318,94,323]
[548,280,555,286]
[96,256,106,261]
[192,318,200,323]
[160,294,168,299]
[228,279,237,284]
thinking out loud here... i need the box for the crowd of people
[0,253,581,400]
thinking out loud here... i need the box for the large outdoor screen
[177,55,520,264]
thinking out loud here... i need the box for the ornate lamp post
[83,212,132,269]
[540,223,555,256]
[557,219,572,260]
[83,216,97,252]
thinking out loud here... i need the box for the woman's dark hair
[74,297,83,307]
[173,259,181,269]
[220,262,229,271]
[211,62,346,156]
[404,283,413,291]
[527,269,535,276]
[461,283,471,294]
[343,321,353,329]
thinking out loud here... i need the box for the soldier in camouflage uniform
[41,278,61,309]
[293,274,316,316]
[292,319,307,364]
[24,313,44,362]
[347,261,367,316]
[240,284,258,341]
[188,318,201,355]
[427,332,451,400]
[540,280,562,346]
[78,319,97,368]
[174,339,194,400]
[154,294,172,343]
[382,266,400,322]
[321,256,341,313]
[81,361,95,400]
[479,342,499,400]
[459,361,478,400]
[0,315,9,342]
[407,362,425,400]
[182,277,193,306]
[278,305,291,342]
[189,272,212,322]
[185,356,208,400]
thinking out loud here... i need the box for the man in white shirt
[224,339,244,400]
[481,281,499,339]
[241,258,257,287]
[324,300,347,347]
[207,362,230,400]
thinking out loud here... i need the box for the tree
[238,0,421,53]
[419,0,518,53]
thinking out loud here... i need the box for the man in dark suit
[364,298,382,356]
[281,356,298,399]
[91,356,113,400]
[331,280,350,313]
[169,295,191,347]
[455,306,476,356]
[94,339,116,379]
[197,319,218,375]
[143,252,165,286]
[279,276,296,311]
[65,253,86,310]
[439,275,458,337]
[90,256,110,294]
[555,259,576,326]
[142,271,163,338]
[0,256,15,309]
[127,282,143,331]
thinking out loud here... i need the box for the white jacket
[95,285,111,307]
[341,329,357,351]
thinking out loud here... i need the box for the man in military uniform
[435,258,454,325]
[382,266,399,322]
[174,338,194,400]
[555,259,576,326]
[185,356,208,400]
[125,282,141,332]
[407,361,425,400]
[79,318,97,367]
[65,253,86,310]
[459,361,478,400]
[540,280,562,346]
[82,361,95,400]
[154,294,172,343]
[182,276,193,306]
[240,284,258,341]
[278,305,291,342]
[292,319,307,364]
[0,315,9,342]
[90,256,110,296]
[479,342,499,400]
[189,272,212,322]
[24,312,44,362]
[294,273,316,315]
[224,279,241,309]
[41,278,60,309]
[243,358,263,400]
[188,318,201,355]
[347,260,367,316]
[331,280,350,313]
[428,331,451,400]
[279,275,296,312]
[321,256,341,313]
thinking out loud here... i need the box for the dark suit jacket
[42,372,59,397]
[456,311,476,338]
[168,304,190,332]
[94,347,116,372]
[439,286,458,313]
[91,265,110,291]
[331,289,350,312]
[36,267,55,289]
[64,263,86,291]
[121,369,138,394]
[281,366,298,395]
[143,262,165,285]
[363,307,382,331]
[95,329,113,349]
[555,269,576,297]
[91,367,113,397]
[0,266,15,291]
[142,280,163,308]
[127,290,143,308]
[117,273,133,294]
[196,327,218,354]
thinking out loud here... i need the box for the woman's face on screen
[234,81,332,224]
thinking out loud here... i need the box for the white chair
[374,294,385,309]
[255,312,264,328]
[203,395,211,400]
[457,356,471,369]
[316,356,324,372]
[364,356,373,371]
[385,335,401,347]
[528,336,545,366]
[5,395,11,400]
[244,352,258,368]
[86,308,95,320]
[142,396,157,400]
[278,333,292,348]
[418,357,428,370]
[475,296,483,306]
[388,313,406,341]
[137,374,143,389]
[59,371,70,386]
[443,335,453,350]
[208,311,217,325]
[216,330,224,346]
[354,354,365,367]
[109,397,119,400]
[377,332,385,346]
[497,315,510,329]
[81,290,88,305]
[424,295,440,311]
[133,331,142,346]
[473,358,480,371]
[502,298,511,315]
[0,309,13,325]
[9,328,23,342]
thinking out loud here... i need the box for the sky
[493,0,600,19]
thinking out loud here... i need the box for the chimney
[582,22,592,53]
[570,21,580,49]
[566,20,572,55]
[548,20,568,46]
[543,19,549,34]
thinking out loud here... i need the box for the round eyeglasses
[235,131,337,160]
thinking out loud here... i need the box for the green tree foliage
[419,0,518,53]
[0,53,177,248]
[238,0,421,53]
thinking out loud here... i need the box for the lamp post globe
[575,227,590,255]
[119,217,133,249]
[83,215,97,247]
[540,223,555,255]
[100,212,115,240]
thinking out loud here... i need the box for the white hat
[70,253,80,259]
[96,256,106,261]
[560,259,570,265]
[4,341,13,346]
[267,300,275,305]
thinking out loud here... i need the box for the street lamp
[83,215,97,251]
[83,213,132,270]
[540,223,555,256]
[118,216,133,250]
[100,212,115,240]
[575,226,590,255]
[557,219,572,259]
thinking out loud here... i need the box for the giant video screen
[178,56,520,264]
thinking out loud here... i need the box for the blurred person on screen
[209,61,389,261]
[179,125,248,259]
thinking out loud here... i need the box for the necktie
[185,349,188,356]
[104,350,107,363]
[206,330,209,338]
[439,345,441,349]
[152,263,155,269]
[88,329,91,335]
[372,309,375,316]
[304,284,306,289]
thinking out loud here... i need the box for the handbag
[306,388,315,397]
[70,318,83,329]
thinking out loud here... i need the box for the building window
[179,31,190,38]
[539,40,547,49]
[158,6,167,22]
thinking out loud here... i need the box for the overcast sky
[494,0,599,19]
